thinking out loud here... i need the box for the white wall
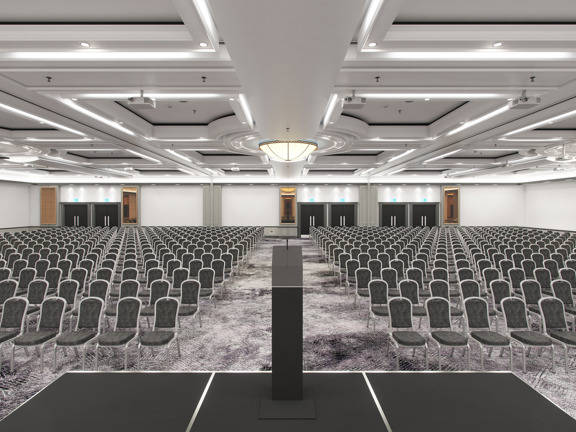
[0,182,31,228]
[60,185,121,203]
[460,185,524,226]
[524,181,576,231]
[378,185,441,203]
[222,186,279,226]
[29,185,40,226]
[298,185,359,203]
[140,186,203,226]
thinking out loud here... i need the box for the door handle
[313,216,315,226]
[425,216,427,226]
[390,216,393,226]
[309,216,312,226]
[343,215,346,226]
[394,216,396,226]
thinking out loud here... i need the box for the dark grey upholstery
[392,331,426,346]
[470,330,510,346]
[98,330,137,346]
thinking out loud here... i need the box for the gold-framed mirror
[280,186,296,224]
[122,186,139,225]
[443,186,459,225]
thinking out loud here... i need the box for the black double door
[299,204,325,235]
[63,204,89,227]
[330,204,355,227]
[412,204,437,228]
[381,204,406,227]
[93,204,119,228]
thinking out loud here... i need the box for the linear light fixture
[165,149,192,162]
[205,168,219,175]
[0,102,85,136]
[323,94,340,128]
[388,149,416,162]
[424,149,462,163]
[450,168,478,175]
[77,93,223,100]
[446,105,509,136]
[387,168,405,175]
[125,149,161,163]
[178,168,197,176]
[498,137,564,142]
[24,137,93,142]
[504,108,576,136]
[10,52,202,60]
[60,98,136,136]
[359,93,505,100]
[381,51,574,60]
[238,94,254,127]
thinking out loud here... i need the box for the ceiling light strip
[237,94,254,127]
[0,102,85,136]
[60,98,136,136]
[165,149,192,162]
[323,94,339,128]
[504,108,576,136]
[424,149,462,163]
[388,148,416,162]
[125,149,161,163]
[446,105,509,136]
[359,93,505,100]
[387,168,405,175]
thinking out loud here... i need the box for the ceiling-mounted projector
[128,90,156,109]
[342,90,366,109]
[508,90,540,110]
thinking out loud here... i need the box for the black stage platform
[1,371,575,432]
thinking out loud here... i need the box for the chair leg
[176,337,181,357]
[509,346,513,371]
[40,344,45,372]
[124,347,129,370]
[438,346,442,371]
[396,347,400,370]
[480,346,485,371]
[551,345,555,374]
[53,345,58,373]
[81,346,87,370]
[10,344,16,373]
[94,345,99,370]
[424,346,428,370]
[466,346,471,370]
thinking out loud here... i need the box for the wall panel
[222,186,279,226]
[140,186,203,226]
[0,182,31,228]
[524,181,576,231]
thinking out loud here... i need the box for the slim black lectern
[259,244,315,419]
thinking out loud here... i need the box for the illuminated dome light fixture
[258,140,318,162]
[7,155,39,163]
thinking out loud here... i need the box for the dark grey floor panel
[191,372,385,432]
[367,372,576,432]
[0,372,211,432]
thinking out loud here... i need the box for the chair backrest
[521,259,536,278]
[147,267,164,285]
[482,268,500,288]
[502,297,529,330]
[464,297,491,330]
[38,297,66,331]
[346,259,360,280]
[0,297,28,330]
[406,267,423,290]
[0,267,11,281]
[58,279,80,304]
[358,253,370,268]
[96,267,113,283]
[539,297,568,332]
[431,267,448,282]
[88,279,110,301]
[368,259,382,279]
[45,267,63,289]
[211,259,225,278]
[377,253,390,268]
[201,253,213,268]
[0,279,18,304]
[76,297,104,330]
[520,280,542,305]
[181,280,200,306]
[457,268,474,282]
[70,267,88,293]
[122,267,138,281]
[544,259,559,279]
[27,279,49,305]
[115,297,142,329]
[153,297,179,330]
[425,297,452,329]
[490,279,512,306]
[199,268,215,289]
[355,268,372,289]
[460,279,481,299]
[189,259,203,277]
[18,268,37,290]
[552,279,574,306]
[388,297,413,329]
[399,279,419,304]
[368,280,387,305]
[13,259,27,277]
[57,259,72,277]
[119,279,140,298]
[429,279,449,300]
[381,268,398,289]
[390,259,405,279]
[172,268,189,289]
[560,267,576,289]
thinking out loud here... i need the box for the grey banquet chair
[0,297,28,368]
[179,280,202,333]
[95,296,142,370]
[10,297,66,372]
[354,267,372,307]
[367,279,388,330]
[539,297,576,373]
[463,297,512,371]
[137,297,181,370]
[425,297,470,370]
[502,297,555,373]
[551,279,576,329]
[52,297,104,372]
[387,297,428,370]
[140,279,170,327]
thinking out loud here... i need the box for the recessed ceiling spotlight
[424,98,430,101]
[368,42,377,48]
[79,42,91,48]
[229,98,235,101]
[199,42,208,48]
[71,98,78,101]
[492,42,503,47]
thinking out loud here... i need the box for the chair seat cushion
[26,306,40,315]
[178,305,198,316]
[371,305,389,316]
[0,329,20,343]
[527,305,541,314]
[541,288,553,296]
[169,289,181,297]
[549,330,576,345]
[450,307,464,317]
[432,330,468,346]
[138,289,151,297]
[449,290,461,298]
[140,330,175,346]
[392,331,426,346]
[564,305,576,315]
[14,330,58,346]
[109,289,120,298]
[471,330,509,346]
[488,308,497,317]
[98,331,136,346]
[418,290,431,298]
[412,305,427,317]
[388,289,400,297]
[57,329,97,346]
[356,288,369,298]
[200,288,213,297]
[511,330,551,346]
[140,306,155,316]
[104,307,117,317]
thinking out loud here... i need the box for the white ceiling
[1,0,576,184]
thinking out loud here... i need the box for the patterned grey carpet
[1,237,575,420]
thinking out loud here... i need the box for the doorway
[411,203,438,228]
[380,204,407,227]
[330,203,356,227]
[93,203,120,228]
[299,204,325,235]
